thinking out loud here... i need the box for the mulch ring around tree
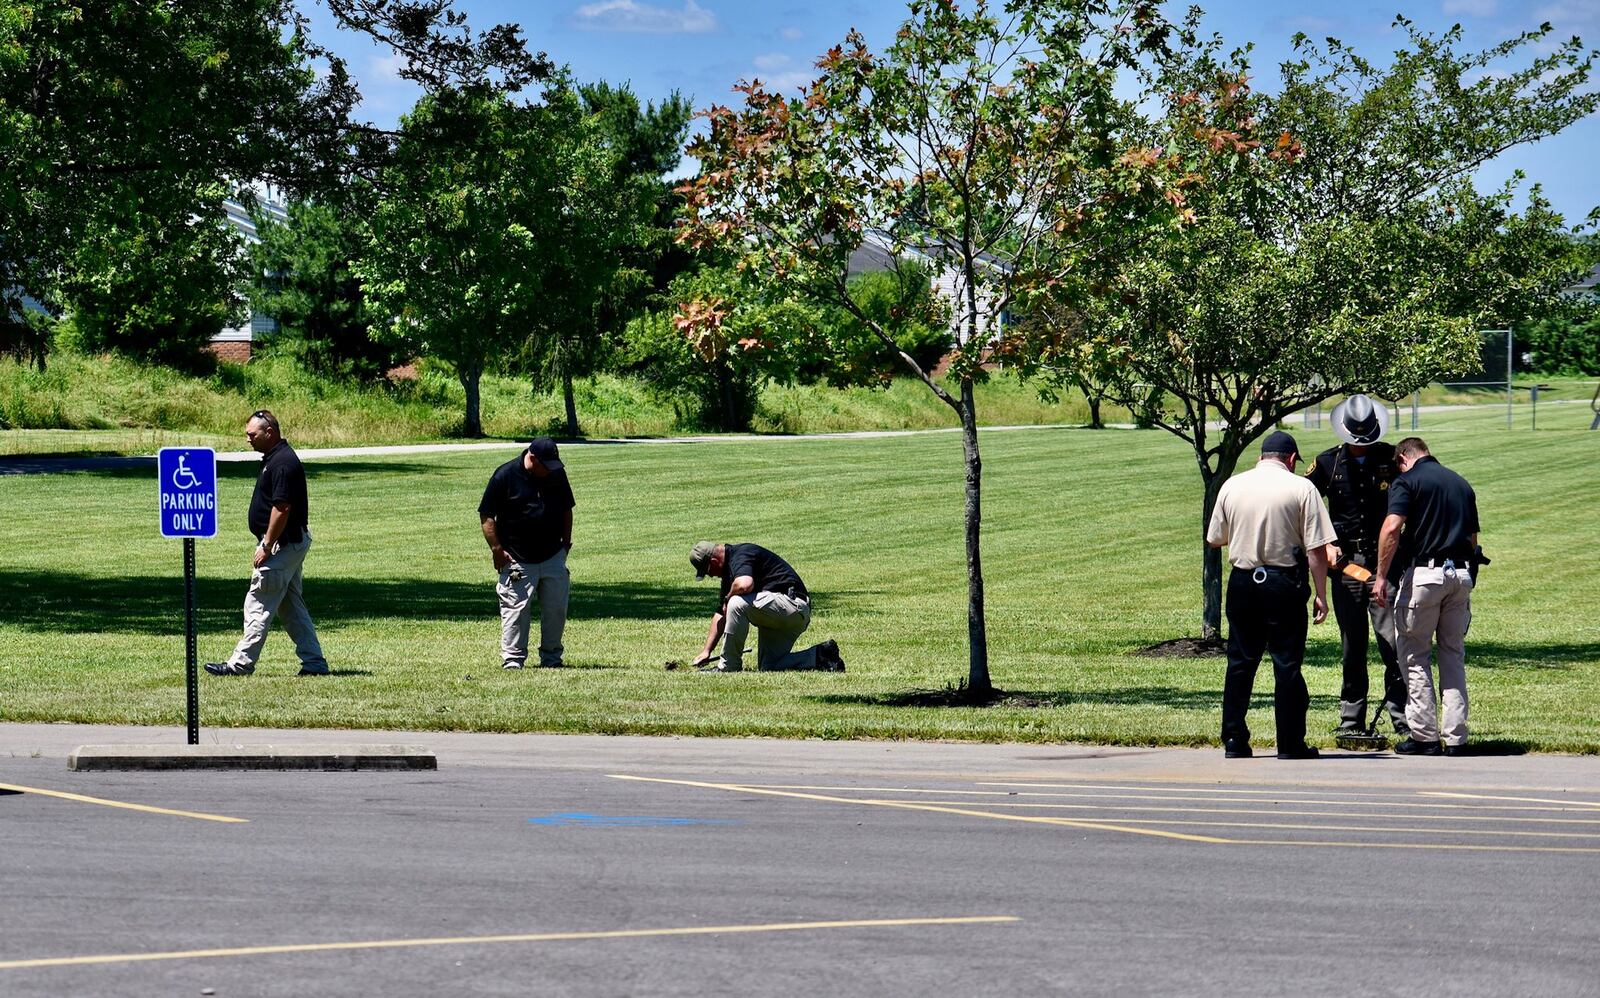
[872,686,1052,709]
[1132,637,1227,659]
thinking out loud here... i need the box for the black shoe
[815,639,845,672]
[1224,739,1253,759]
[204,661,253,676]
[297,666,329,676]
[1442,744,1466,756]
[1277,744,1320,760]
[1394,738,1443,756]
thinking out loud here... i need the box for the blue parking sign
[158,448,218,538]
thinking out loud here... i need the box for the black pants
[1221,566,1310,749]
[1330,554,1407,732]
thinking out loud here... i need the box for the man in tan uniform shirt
[1206,431,1336,758]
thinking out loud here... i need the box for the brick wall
[206,340,252,364]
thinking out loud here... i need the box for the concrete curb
[68,744,437,772]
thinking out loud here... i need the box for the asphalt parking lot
[4,725,1599,997]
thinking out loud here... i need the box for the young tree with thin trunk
[677,0,1182,696]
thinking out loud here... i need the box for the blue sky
[309,0,1600,222]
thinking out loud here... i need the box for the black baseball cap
[1261,430,1299,458]
[526,437,563,471]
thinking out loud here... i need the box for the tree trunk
[562,365,580,438]
[460,366,483,438]
[959,377,991,696]
[1198,449,1240,640]
[717,357,737,431]
[1075,376,1104,429]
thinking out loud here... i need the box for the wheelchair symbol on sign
[171,455,201,490]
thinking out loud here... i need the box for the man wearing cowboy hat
[1306,394,1409,739]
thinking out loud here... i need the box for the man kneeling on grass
[688,541,845,673]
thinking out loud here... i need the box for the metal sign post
[158,448,218,745]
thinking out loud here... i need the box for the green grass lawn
[2,402,1597,751]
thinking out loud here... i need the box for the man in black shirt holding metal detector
[1374,437,1482,756]
[1306,394,1409,741]
[688,541,845,672]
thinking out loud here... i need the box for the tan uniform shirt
[1207,460,1336,569]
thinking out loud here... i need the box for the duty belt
[1237,565,1300,584]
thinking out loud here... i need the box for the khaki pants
[721,590,824,671]
[497,548,569,667]
[1395,565,1474,745]
[226,532,326,671]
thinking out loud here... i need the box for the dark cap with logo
[689,540,718,579]
[526,437,563,472]
[1261,430,1299,458]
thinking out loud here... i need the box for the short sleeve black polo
[478,458,576,564]
[720,543,807,603]
[248,441,308,543]
[1388,455,1479,567]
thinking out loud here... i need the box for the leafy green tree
[59,189,248,367]
[358,86,564,436]
[248,200,400,380]
[832,266,952,381]
[678,0,1181,696]
[0,0,547,360]
[517,83,659,437]
[1058,19,1600,641]
[1519,301,1600,375]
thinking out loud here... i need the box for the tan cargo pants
[226,531,327,672]
[1394,564,1474,746]
[720,590,824,671]
[497,548,570,667]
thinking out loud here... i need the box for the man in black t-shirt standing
[206,409,329,677]
[687,541,844,672]
[1306,395,1409,738]
[479,438,576,668]
[1374,437,1481,756]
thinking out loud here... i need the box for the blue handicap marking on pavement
[157,447,218,538]
[528,812,741,828]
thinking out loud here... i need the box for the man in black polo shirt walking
[1374,437,1481,755]
[479,438,575,669]
[687,541,844,672]
[206,409,329,677]
[1306,395,1409,739]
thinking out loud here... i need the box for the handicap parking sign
[157,448,218,538]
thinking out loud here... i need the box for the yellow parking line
[979,781,1426,798]
[901,812,1600,840]
[609,775,1235,843]
[0,782,246,824]
[849,798,1600,825]
[1421,791,1600,808]
[0,916,1019,971]
[613,775,1600,854]
[736,784,1597,813]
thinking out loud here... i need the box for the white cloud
[744,52,813,93]
[356,51,422,123]
[570,0,718,34]
[1442,0,1497,16]
[780,26,804,41]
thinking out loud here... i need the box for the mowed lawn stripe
[0,423,1595,749]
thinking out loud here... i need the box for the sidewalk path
[4,397,1589,476]
[5,721,1596,791]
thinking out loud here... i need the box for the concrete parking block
[67,744,436,771]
